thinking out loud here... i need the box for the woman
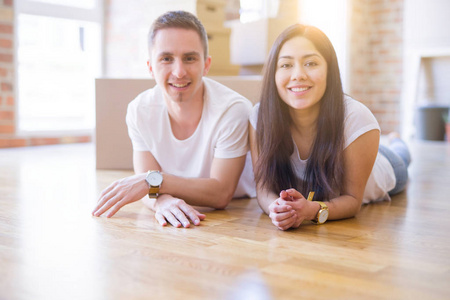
[249,24,411,230]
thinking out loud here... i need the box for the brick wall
[348,0,404,133]
[0,0,91,148]
[0,0,15,143]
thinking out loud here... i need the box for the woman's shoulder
[344,95,372,113]
[343,95,380,148]
[344,95,378,122]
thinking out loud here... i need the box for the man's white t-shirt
[249,96,395,203]
[126,77,256,198]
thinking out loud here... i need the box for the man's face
[148,28,211,104]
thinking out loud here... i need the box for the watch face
[318,209,329,224]
[146,171,163,186]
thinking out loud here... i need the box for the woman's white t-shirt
[249,96,395,203]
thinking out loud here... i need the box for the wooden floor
[1,140,450,300]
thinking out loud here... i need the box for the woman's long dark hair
[255,24,345,201]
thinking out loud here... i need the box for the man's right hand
[92,173,148,218]
[153,194,206,228]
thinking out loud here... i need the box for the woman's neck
[289,104,320,136]
[289,105,320,160]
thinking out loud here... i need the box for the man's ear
[147,60,154,78]
[203,56,212,76]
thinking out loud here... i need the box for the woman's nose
[291,64,307,81]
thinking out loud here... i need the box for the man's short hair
[148,10,209,59]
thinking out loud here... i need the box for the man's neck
[166,94,204,141]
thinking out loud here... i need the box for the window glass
[17,14,101,131]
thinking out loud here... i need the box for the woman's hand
[268,189,318,230]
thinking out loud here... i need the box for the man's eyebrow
[156,51,173,57]
[278,53,321,60]
[184,51,201,57]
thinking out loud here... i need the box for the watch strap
[312,201,328,224]
[148,186,160,198]
[317,201,327,210]
[146,170,162,198]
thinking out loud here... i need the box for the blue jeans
[378,138,411,195]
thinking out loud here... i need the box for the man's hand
[92,173,148,218]
[154,194,206,228]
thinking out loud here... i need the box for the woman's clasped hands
[268,189,318,231]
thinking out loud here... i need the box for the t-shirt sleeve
[126,100,148,151]
[214,100,252,159]
[249,103,259,130]
[344,98,381,149]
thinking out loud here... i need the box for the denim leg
[388,138,411,167]
[378,141,410,195]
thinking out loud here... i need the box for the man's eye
[161,57,172,62]
[185,56,197,62]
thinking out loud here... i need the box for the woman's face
[275,36,328,111]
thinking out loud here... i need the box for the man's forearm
[159,173,235,209]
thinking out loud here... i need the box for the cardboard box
[95,76,262,170]
[208,64,240,76]
[207,27,233,67]
[145,0,226,28]
[197,0,227,27]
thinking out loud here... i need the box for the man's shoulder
[203,77,252,109]
[128,85,164,109]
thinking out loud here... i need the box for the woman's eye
[305,61,318,67]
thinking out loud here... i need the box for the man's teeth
[172,83,188,88]
[290,87,309,92]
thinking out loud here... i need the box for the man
[92,11,255,227]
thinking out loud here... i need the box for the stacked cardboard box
[148,0,239,75]
[195,0,240,75]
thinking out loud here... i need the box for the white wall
[402,0,450,138]
[404,0,450,104]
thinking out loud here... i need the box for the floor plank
[1,140,450,299]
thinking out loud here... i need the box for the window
[16,0,103,134]
[299,0,349,90]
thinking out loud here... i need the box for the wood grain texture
[1,140,449,300]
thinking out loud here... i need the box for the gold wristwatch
[145,170,163,198]
[312,201,329,224]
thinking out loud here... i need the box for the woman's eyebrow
[278,53,321,60]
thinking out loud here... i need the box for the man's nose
[172,60,187,78]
